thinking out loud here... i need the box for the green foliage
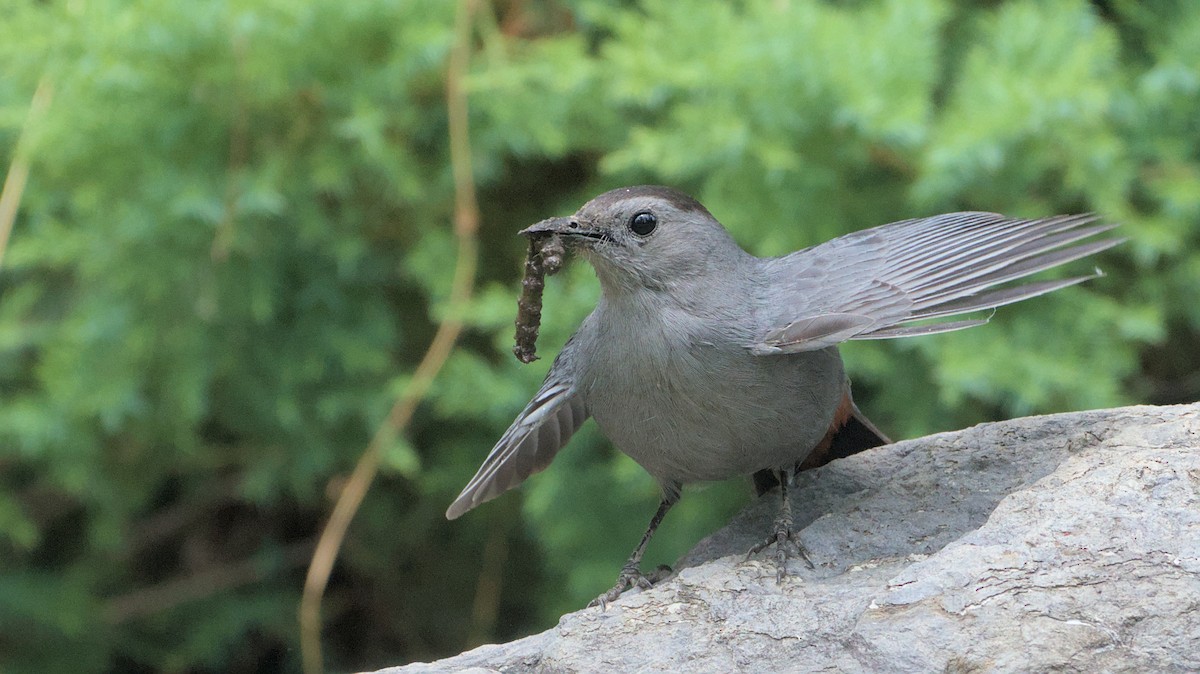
[0,0,1196,671]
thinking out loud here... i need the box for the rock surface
[382,404,1200,673]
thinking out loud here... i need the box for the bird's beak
[520,216,611,244]
[519,216,573,236]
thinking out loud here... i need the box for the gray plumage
[446,185,1121,605]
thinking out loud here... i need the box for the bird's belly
[585,345,845,484]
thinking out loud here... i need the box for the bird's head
[521,185,744,294]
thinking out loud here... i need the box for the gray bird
[446,185,1121,607]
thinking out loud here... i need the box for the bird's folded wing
[752,212,1123,354]
[445,357,588,520]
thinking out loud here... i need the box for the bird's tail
[752,393,890,496]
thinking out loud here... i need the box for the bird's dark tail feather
[753,396,890,496]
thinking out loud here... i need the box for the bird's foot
[746,525,814,583]
[587,563,672,610]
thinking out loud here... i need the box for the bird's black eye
[629,211,657,236]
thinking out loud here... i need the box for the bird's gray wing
[445,344,588,520]
[752,212,1122,354]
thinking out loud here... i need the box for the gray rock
[381,404,1200,673]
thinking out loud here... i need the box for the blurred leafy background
[0,0,1197,671]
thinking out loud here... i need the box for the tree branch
[104,541,314,625]
[0,77,53,270]
[298,2,481,672]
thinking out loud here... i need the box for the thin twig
[466,494,517,645]
[103,541,314,625]
[211,33,249,262]
[0,77,53,270]
[298,2,481,673]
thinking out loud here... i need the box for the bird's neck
[594,264,757,328]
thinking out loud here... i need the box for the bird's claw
[746,527,814,583]
[587,563,672,610]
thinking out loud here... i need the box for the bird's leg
[588,495,677,609]
[746,467,814,583]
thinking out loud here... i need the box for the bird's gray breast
[578,296,845,485]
